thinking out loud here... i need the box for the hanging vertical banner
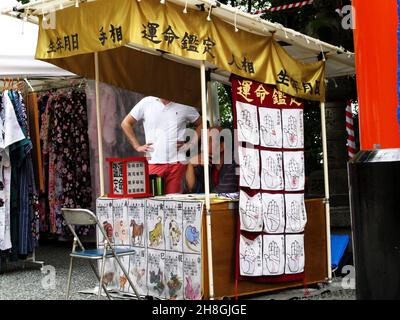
[353,0,400,149]
[232,74,307,283]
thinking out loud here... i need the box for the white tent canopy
[0,1,74,78]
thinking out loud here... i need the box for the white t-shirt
[130,96,200,164]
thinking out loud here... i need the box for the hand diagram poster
[285,194,307,233]
[96,198,114,246]
[285,234,305,275]
[238,146,260,189]
[164,201,184,252]
[182,202,203,254]
[147,248,166,299]
[236,101,260,146]
[261,150,284,191]
[127,199,146,247]
[239,235,263,277]
[165,251,184,300]
[128,247,148,297]
[263,235,285,276]
[113,199,129,246]
[232,75,307,281]
[282,109,304,149]
[183,253,202,300]
[284,151,305,192]
[259,107,282,148]
[146,199,165,250]
[262,193,285,234]
[239,191,263,232]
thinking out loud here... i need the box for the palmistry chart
[96,198,203,300]
[232,75,307,281]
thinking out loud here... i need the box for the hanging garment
[39,90,92,235]
[8,90,39,258]
[0,91,25,251]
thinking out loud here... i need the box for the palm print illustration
[287,158,302,190]
[287,240,303,273]
[266,200,280,232]
[260,114,277,146]
[240,244,257,274]
[263,156,282,189]
[238,109,255,141]
[264,241,281,274]
[287,201,301,232]
[241,199,261,230]
[284,115,298,147]
[241,154,256,186]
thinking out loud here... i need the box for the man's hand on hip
[136,143,154,153]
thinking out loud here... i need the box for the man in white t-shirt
[121,96,202,194]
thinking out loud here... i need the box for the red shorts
[149,163,187,194]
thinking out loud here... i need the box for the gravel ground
[0,242,355,300]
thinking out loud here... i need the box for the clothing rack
[1,75,86,271]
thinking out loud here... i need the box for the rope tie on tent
[318,42,326,61]
[183,0,188,13]
[234,7,239,32]
[207,4,212,21]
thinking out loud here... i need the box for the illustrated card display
[239,234,263,277]
[239,191,263,232]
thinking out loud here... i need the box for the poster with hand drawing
[285,194,307,233]
[239,191,263,232]
[183,253,202,300]
[259,107,282,148]
[182,202,203,254]
[262,235,285,276]
[96,198,114,245]
[239,234,263,277]
[164,201,184,252]
[238,146,260,190]
[285,234,305,274]
[283,151,305,191]
[262,193,285,234]
[112,199,129,246]
[165,251,184,300]
[282,109,304,149]
[128,247,148,297]
[261,150,284,191]
[146,199,165,250]
[127,199,146,247]
[236,101,260,145]
[147,249,166,299]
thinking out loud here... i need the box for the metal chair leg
[113,253,141,300]
[98,252,107,299]
[65,256,74,300]
[88,261,112,300]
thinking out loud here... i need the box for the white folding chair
[61,208,141,300]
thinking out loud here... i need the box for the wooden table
[202,198,328,299]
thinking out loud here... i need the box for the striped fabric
[254,0,313,14]
[346,101,356,160]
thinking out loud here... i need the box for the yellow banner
[36,0,325,101]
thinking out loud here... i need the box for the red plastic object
[106,157,151,198]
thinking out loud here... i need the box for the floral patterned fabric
[39,90,92,235]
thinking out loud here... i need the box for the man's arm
[177,116,203,151]
[121,115,153,153]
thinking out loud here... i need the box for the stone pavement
[0,242,355,300]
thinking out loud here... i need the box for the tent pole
[94,52,105,196]
[320,101,332,282]
[201,61,215,300]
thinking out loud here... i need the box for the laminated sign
[232,75,307,282]
[96,198,203,299]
